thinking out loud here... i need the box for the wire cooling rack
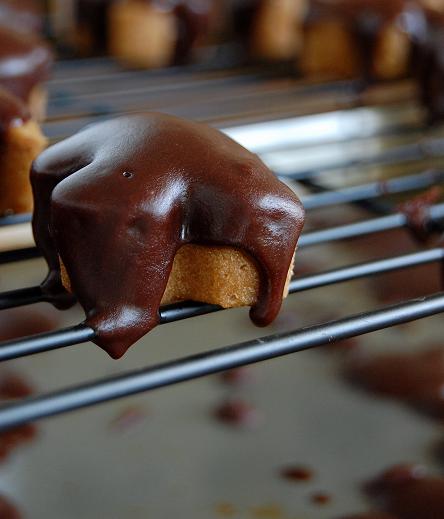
[0,59,443,432]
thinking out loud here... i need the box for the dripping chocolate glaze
[0,88,30,137]
[0,24,52,101]
[31,113,305,358]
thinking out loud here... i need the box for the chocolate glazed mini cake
[108,0,216,68]
[32,113,305,358]
[300,0,420,81]
[0,24,52,120]
[0,87,46,215]
[230,0,307,62]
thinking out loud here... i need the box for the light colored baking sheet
[0,215,442,519]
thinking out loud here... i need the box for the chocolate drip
[31,113,304,358]
[77,0,213,61]
[0,87,30,137]
[0,25,52,101]
[346,348,444,419]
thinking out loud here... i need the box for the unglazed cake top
[31,113,305,358]
[0,25,52,101]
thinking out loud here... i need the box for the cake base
[61,244,295,310]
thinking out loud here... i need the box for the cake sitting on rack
[230,0,307,62]
[31,113,305,358]
[108,0,218,68]
[300,0,421,80]
[0,24,53,120]
[0,87,46,215]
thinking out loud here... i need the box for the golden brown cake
[60,244,295,309]
[32,113,305,358]
[108,0,177,68]
[300,0,416,80]
[0,88,46,215]
[108,0,216,68]
[249,0,307,61]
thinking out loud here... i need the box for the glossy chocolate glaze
[0,87,30,137]
[0,496,21,519]
[364,464,444,519]
[31,113,305,358]
[0,0,43,33]
[306,0,421,79]
[0,25,52,101]
[346,348,444,419]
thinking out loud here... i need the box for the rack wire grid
[0,58,443,432]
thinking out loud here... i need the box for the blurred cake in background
[0,87,46,215]
[0,24,53,120]
[230,0,307,62]
[0,0,44,34]
[300,0,419,80]
[109,0,227,68]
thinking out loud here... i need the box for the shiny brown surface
[31,113,304,358]
[0,87,30,136]
[346,348,444,419]
[0,24,52,101]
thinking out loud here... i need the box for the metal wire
[0,247,442,361]
[0,60,443,429]
[0,292,442,431]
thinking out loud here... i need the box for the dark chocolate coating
[32,113,305,358]
[0,87,30,136]
[0,25,52,101]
